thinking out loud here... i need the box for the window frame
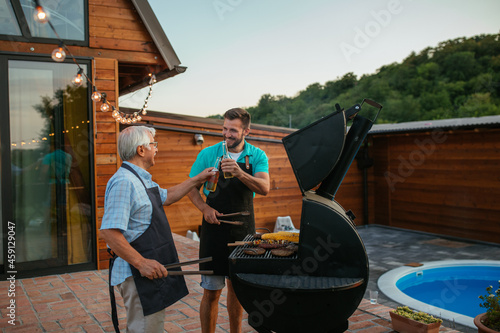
[0,0,89,46]
[0,52,96,278]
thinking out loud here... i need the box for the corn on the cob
[261,231,299,243]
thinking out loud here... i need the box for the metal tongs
[218,220,244,225]
[217,211,249,225]
[164,257,213,275]
[219,211,250,218]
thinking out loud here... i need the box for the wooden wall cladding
[151,129,304,237]
[89,0,155,53]
[371,128,500,244]
[94,58,119,269]
[144,121,373,237]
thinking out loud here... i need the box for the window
[0,0,22,36]
[0,0,87,44]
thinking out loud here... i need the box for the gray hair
[118,126,156,161]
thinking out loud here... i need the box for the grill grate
[229,234,298,260]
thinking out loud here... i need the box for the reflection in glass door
[7,59,93,272]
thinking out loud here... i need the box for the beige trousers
[117,276,165,333]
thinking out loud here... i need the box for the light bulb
[91,89,102,102]
[34,5,49,23]
[100,102,110,112]
[72,68,84,87]
[72,75,83,86]
[51,46,66,62]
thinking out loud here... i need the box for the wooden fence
[97,112,500,270]
[371,127,500,244]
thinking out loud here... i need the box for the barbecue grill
[228,100,383,333]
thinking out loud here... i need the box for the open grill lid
[282,100,382,196]
[282,109,348,193]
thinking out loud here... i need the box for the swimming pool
[378,260,500,328]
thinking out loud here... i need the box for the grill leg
[249,323,273,333]
[249,320,348,333]
[328,320,348,333]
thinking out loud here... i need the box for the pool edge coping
[377,259,500,329]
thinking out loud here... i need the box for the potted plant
[475,281,500,333]
[390,306,442,333]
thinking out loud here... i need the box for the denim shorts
[200,274,227,290]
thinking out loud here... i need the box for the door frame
[0,53,97,279]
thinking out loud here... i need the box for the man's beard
[225,135,243,149]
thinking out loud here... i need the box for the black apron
[109,163,188,332]
[199,157,255,276]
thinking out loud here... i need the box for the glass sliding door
[3,57,94,274]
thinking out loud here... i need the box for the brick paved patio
[0,234,463,332]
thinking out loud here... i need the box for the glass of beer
[206,157,220,192]
[222,140,234,179]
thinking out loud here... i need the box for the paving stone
[5,230,494,332]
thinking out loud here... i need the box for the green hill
[226,33,500,128]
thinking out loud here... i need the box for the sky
[119,0,500,118]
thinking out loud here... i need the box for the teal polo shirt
[189,140,269,197]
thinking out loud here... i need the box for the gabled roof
[130,0,180,69]
[121,0,187,94]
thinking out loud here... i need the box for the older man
[101,125,214,333]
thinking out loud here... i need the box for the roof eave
[130,0,182,69]
[119,65,187,95]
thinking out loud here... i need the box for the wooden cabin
[0,0,186,277]
[0,0,372,277]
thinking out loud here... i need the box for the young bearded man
[188,108,270,333]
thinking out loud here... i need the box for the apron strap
[107,248,120,333]
[107,163,141,333]
[107,163,142,332]
[121,163,148,189]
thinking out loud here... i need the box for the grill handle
[316,115,373,200]
[361,98,383,123]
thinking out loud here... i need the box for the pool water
[396,266,499,318]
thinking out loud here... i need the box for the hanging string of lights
[33,0,155,124]
[11,120,91,148]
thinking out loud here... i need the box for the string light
[33,0,49,23]
[51,43,66,62]
[12,122,86,148]
[91,87,101,102]
[34,0,156,123]
[71,68,84,86]
[100,101,110,112]
[111,74,156,123]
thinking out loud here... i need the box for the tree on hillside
[221,33,500,128]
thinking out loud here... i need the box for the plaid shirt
[100,162,168,286]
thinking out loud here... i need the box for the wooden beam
[0,40,167,65]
